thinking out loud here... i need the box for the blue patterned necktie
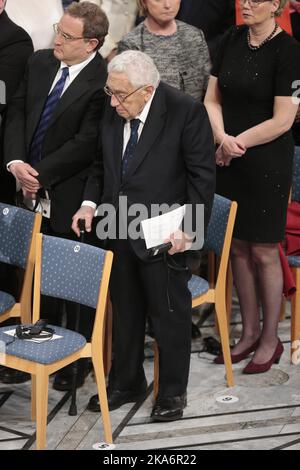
[29,67,69,166]
[121,119,141,181]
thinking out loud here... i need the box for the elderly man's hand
[71,205,95,237]
[167,230,194,255]
[9,162,40,193]
[22,189,36,199]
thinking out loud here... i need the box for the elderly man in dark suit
[177,0,235,59]
[72,51,215,421]
[3,1,108,388]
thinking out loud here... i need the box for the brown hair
[275,0,288,17]
[66,1,109,50]
[137,0,147,17]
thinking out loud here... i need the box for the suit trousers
[108,238,192,398]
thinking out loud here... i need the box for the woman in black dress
[205,0,300,373]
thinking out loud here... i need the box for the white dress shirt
[49,52,96,95]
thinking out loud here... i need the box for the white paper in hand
[141,205,186,249]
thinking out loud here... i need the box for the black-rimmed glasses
[104,85,146,103]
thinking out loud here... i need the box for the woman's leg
[229,238,261,355]
[250,243,283,363]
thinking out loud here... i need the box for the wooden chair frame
[153,201,238,399]
[277,146,300,360]
[0,212,42,324]
[291,267,300,362]
[0,234,114,450]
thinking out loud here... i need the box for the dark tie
[29,67,69,166]
[121,119,140,181]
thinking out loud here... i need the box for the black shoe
[151,393,187,422]
[0,367,31,384]
[88,379,147,412]
[53,359,91,391]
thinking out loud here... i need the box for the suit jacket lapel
[47,56,101,126]
[121,85,166,184]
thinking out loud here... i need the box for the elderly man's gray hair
[108,51,160,89]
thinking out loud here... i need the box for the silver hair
[108,51,160,89]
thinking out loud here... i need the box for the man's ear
[86,38,99,53]
[143,85,155,101]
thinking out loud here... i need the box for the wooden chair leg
[31,374,36,421]
[103,297,113,377]
[215,295,234,387]
[35,366,48,450]
[280,298,286,322]
[92,354,113,444]
[226,262,233,327]
[208,252,216,288]
[153,341,159,401]
[214,257,221,336]
[291,268,300,364]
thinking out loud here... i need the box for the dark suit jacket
[0,10,33,203]
[0,11,33,114]
[177,0,235,60]
[4,49,107,232]
[84,82,216,260]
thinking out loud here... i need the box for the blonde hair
[274,0,288,17]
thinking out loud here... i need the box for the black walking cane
[68,218,86,416]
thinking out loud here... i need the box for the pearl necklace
[247,23,279,51]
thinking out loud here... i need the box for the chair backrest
[0,203,37,268]
[292,146,300,202]
[203,194,233,257]
[38,235,109,309]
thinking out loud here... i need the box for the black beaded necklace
[247,23,279,51]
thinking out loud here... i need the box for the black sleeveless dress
[212,26,300,243]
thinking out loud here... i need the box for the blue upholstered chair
[0,203,41,324]
[287,146,300,362]
[153,195,237,397]
[0,234,114,450]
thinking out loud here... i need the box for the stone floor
[0,298,299,451]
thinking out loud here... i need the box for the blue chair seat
[0,291,15,315]
[288,256,300,268]
[0,325,86,364]
[188,275,209,298]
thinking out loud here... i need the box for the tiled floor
[0,300,299,450]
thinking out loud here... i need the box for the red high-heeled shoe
[214,338,260,364]
[242,339,284,374]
